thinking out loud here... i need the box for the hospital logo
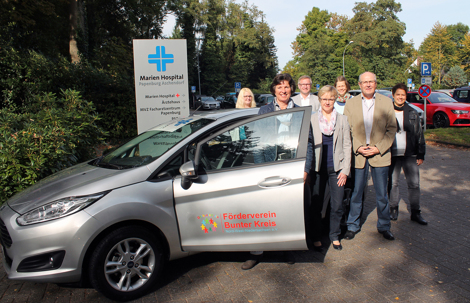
[148,46,174,72]
[198,214,219,233]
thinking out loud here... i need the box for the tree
[447,22,469,48]
[420,22,457,85]
[459,33,470,77]
[344,0,407,86]
[443,66,467,88]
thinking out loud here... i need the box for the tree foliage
[419,22,457,86]
[287,0,408,88]
[0,89,107,203]
[443,66,467,88]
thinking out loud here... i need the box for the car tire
[433,112,450,128]
[89,226,163,302]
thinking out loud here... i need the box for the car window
[198,111,304,171]
[408,93,425,105]
[457,90,468,99]
[428,93,457,103]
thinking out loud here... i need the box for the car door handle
[258,177,291,188]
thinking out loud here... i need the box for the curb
[425,139,470,149]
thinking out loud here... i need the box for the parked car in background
[255,93,274,107]
[0,107,313,301]
[348,90,425,127]
[198,96,220,110]
[407,91,470,128]
[452,87,470,103]
[214,95,225,102]
[222,93,237,108]
[436,89,454,97]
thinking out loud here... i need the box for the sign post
[418,84,431,131]
[235,82,241,93]
[133,39,189,134]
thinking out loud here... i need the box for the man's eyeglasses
[299,83,312,86]
[360,81,376,85]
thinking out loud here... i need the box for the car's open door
[174,107,312,252]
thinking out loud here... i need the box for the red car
[406,91,470,128]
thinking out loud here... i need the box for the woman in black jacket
[388,83,427,225]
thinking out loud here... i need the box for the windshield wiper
[93,156,104,166]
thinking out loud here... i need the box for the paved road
[1,144,469,302]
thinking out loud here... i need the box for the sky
[163,0,470,71]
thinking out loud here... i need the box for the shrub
[0,89,107,204]
[0,45,137,139]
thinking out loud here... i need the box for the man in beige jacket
[343,72,397,240]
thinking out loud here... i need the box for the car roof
[189,108,259,120]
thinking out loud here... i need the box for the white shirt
[362,94,375,145]
[392,111,406,156]
[299,94,311,107]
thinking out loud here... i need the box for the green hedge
[0,89,107,204]
[0,45,136,139]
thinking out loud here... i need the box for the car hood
[203,101,219,104]
[7,162,151,214]
[430,102,470,109]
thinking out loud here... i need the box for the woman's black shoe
[332,243,343,250]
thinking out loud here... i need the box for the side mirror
[179,161,197,190]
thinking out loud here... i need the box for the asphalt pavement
[1,144,469,302]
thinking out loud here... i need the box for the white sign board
[421,77,432,85]
[133,39,189,134]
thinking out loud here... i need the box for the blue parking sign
[421,62,431,76]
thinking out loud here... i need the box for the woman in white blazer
[310,85,352,250]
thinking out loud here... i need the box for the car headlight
[16,191,109,226]
[451,110,469,114]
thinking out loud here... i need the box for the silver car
[0,107,312,301]
[199,96,220,110]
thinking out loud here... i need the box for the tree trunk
[69,0,80,63]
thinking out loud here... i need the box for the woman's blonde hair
[318,85,338,99]
[236,88,256,108]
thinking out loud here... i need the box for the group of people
[238,71,428,270]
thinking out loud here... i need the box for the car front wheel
[89,226,163,301]
[433,112,450,128]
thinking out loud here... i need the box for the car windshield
[201,97,215,102]
[95,117,214,169]
[428,93,457,103]
[376,90,392,99]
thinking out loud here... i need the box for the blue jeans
[347,159,391,232]
[388,156,421,211]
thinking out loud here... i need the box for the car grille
[453,119,470,125]
[0,217,13,248]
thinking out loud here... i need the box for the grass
[424,127,470,147]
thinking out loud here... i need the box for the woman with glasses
[310,85,351,251]
[236,88,256,108]
[334,76,353,114]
